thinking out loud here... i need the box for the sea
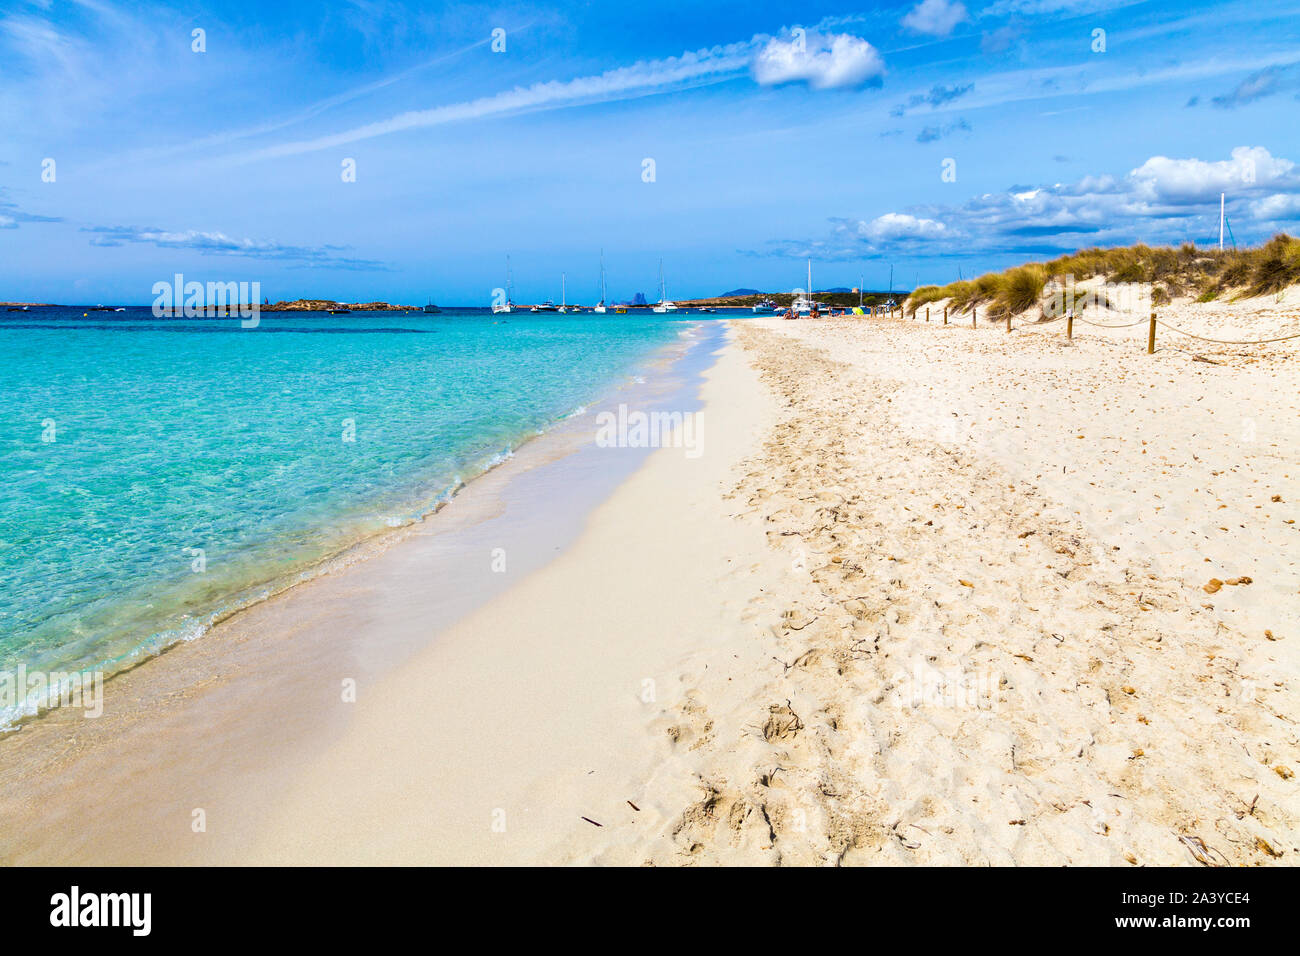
[0,305,717,727]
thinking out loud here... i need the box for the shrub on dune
[1247,233,1300,296]
[906,285,946,315]
[973,272,1004,302]
[945,280,977,311]
[991,265,1047,317]
[1216,250,1254,291]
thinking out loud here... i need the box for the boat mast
[562,272,566,308]
[659,259,666,303]
[600,250,606,304]
[1220,193,1225,250]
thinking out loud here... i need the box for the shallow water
[0,306,696,723]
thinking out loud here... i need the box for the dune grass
[906,234,1300,316]
[906,285,947,316]
[992,265,1049,317]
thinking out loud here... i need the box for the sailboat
[593,252,607,314]
[652,259,678,313]
[792,259,818,316]
[492,256,514,314]
[557,273,570,313]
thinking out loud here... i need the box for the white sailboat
[557,273,570,313]
[792,258,818,315]
[492,255,514,314]
[652,259,678,313]
[593,252,607,314]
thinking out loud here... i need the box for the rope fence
[888,300,1300,354]
[1151,321,1300,346]
[1074,316,1149,329]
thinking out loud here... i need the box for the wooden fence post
[926,306,930,323]
[1005,312,1011,333]
[943,306,948,325]
[972,308,976,329]
[1147,310,1157,354]
[1066,311,1073,339]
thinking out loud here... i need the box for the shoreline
[0,320,728,863]
[234,321,777,864]
[0,318,705,735]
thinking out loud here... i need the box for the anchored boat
[652,259,678,313]
[492,256,514,314]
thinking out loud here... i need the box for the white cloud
[978,0,1132,15]
[1250,193,1300,221]
[1129,146,1297,204]
[901,0,969,37]
[245,42,757,160]
[82,224,388,269]
[752,32,885,90]
[858,212,949,240]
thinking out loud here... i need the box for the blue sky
[2,0,1299,304]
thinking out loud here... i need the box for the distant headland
[261,299,416,312]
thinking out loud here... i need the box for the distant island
[261,299,417,312]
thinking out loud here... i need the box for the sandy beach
[601,310,1299,865]
[2,308,1296,866]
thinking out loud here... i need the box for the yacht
[593,252,607,314]
[492,256,514,314]
[652,260,678,313]
[792,259,822,316]
[556,273,571,313]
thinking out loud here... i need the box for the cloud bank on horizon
[1,0,1299,301]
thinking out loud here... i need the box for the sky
[2,0,1299,304]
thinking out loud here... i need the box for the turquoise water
[0,307,692,722]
